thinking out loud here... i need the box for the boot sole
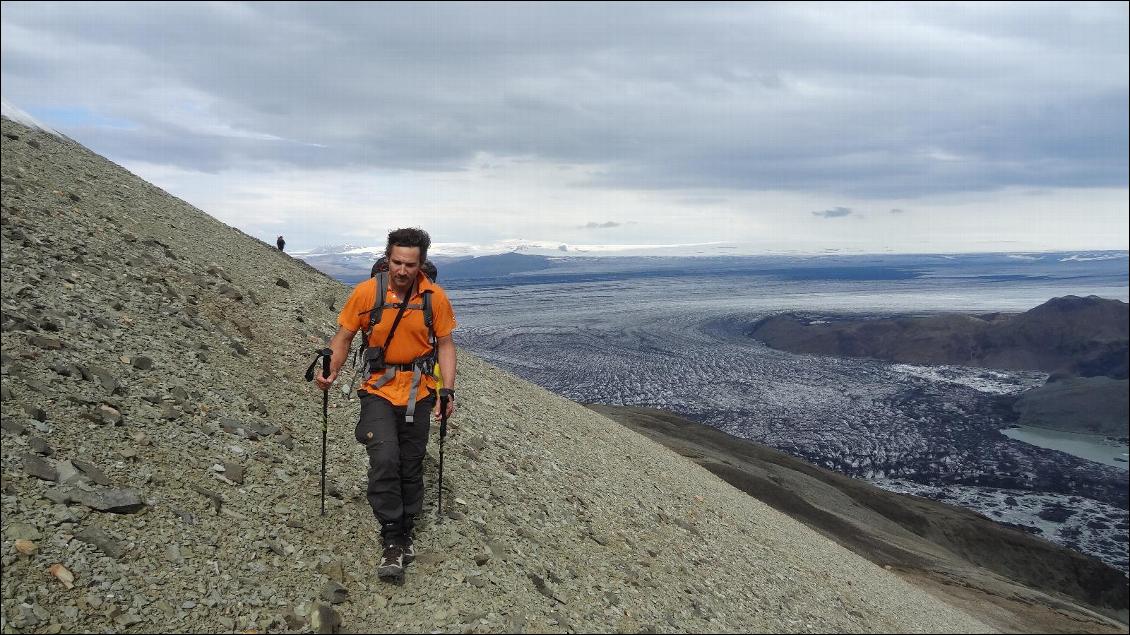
[378,566,404,583]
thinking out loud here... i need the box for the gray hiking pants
[354,392,435,541]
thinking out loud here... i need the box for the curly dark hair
[385,227,430,263]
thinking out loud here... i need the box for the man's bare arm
[436,334,457,417]
[437,335,456,391]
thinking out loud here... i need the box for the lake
[1001,426,1129,470]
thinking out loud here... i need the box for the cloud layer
[2,3,1127,252]
[4,2,1126,198]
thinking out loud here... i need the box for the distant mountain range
[299,247,1130,288]
[297,239,749,260]
[439,252,555,279]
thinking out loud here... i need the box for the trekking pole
[304,348,334,516]
[319,349,331,516]
[436,394,450,522]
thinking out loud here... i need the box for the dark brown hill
[750,296,1129,436]
[750,295,1128,380]
[1013,376,1129,438]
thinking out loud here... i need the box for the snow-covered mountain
[292,238,741,260]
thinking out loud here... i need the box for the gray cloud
[890,208,907,214]
[813,207,853,219]
[580,221,622,229]
[2,2,1126,198]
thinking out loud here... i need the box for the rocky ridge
[749,296,1129,380]
[1,114,993,633]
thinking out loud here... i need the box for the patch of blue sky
[33,106,136,130]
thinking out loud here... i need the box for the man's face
[388,245,422,291]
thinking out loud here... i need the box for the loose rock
[23,454,58,481]
[74,526,125,558]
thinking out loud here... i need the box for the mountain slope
[589,404,1129,632]
[0,114,997,633]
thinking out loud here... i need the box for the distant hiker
[315,227,457,582]
[276,235,285,251]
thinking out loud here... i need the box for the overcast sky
[2,2,1127,254]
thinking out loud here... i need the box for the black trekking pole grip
[439,396,449,440]
[436,395,449,521]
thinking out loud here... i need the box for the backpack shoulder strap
[357,272,388,362]
[369,272,388,331]
[421,289,434,331]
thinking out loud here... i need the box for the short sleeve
[432,289,457,338]
[338,279,375,333]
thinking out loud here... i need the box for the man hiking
[314,227,457,581]
[276,235,285,251]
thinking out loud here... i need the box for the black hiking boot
[377,542,405,582]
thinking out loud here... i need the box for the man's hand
[440,396,456,419]
[315,368,338,392]
[435,394,457,430]
[313,326,356,392]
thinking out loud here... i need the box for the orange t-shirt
[338,273,456,405]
